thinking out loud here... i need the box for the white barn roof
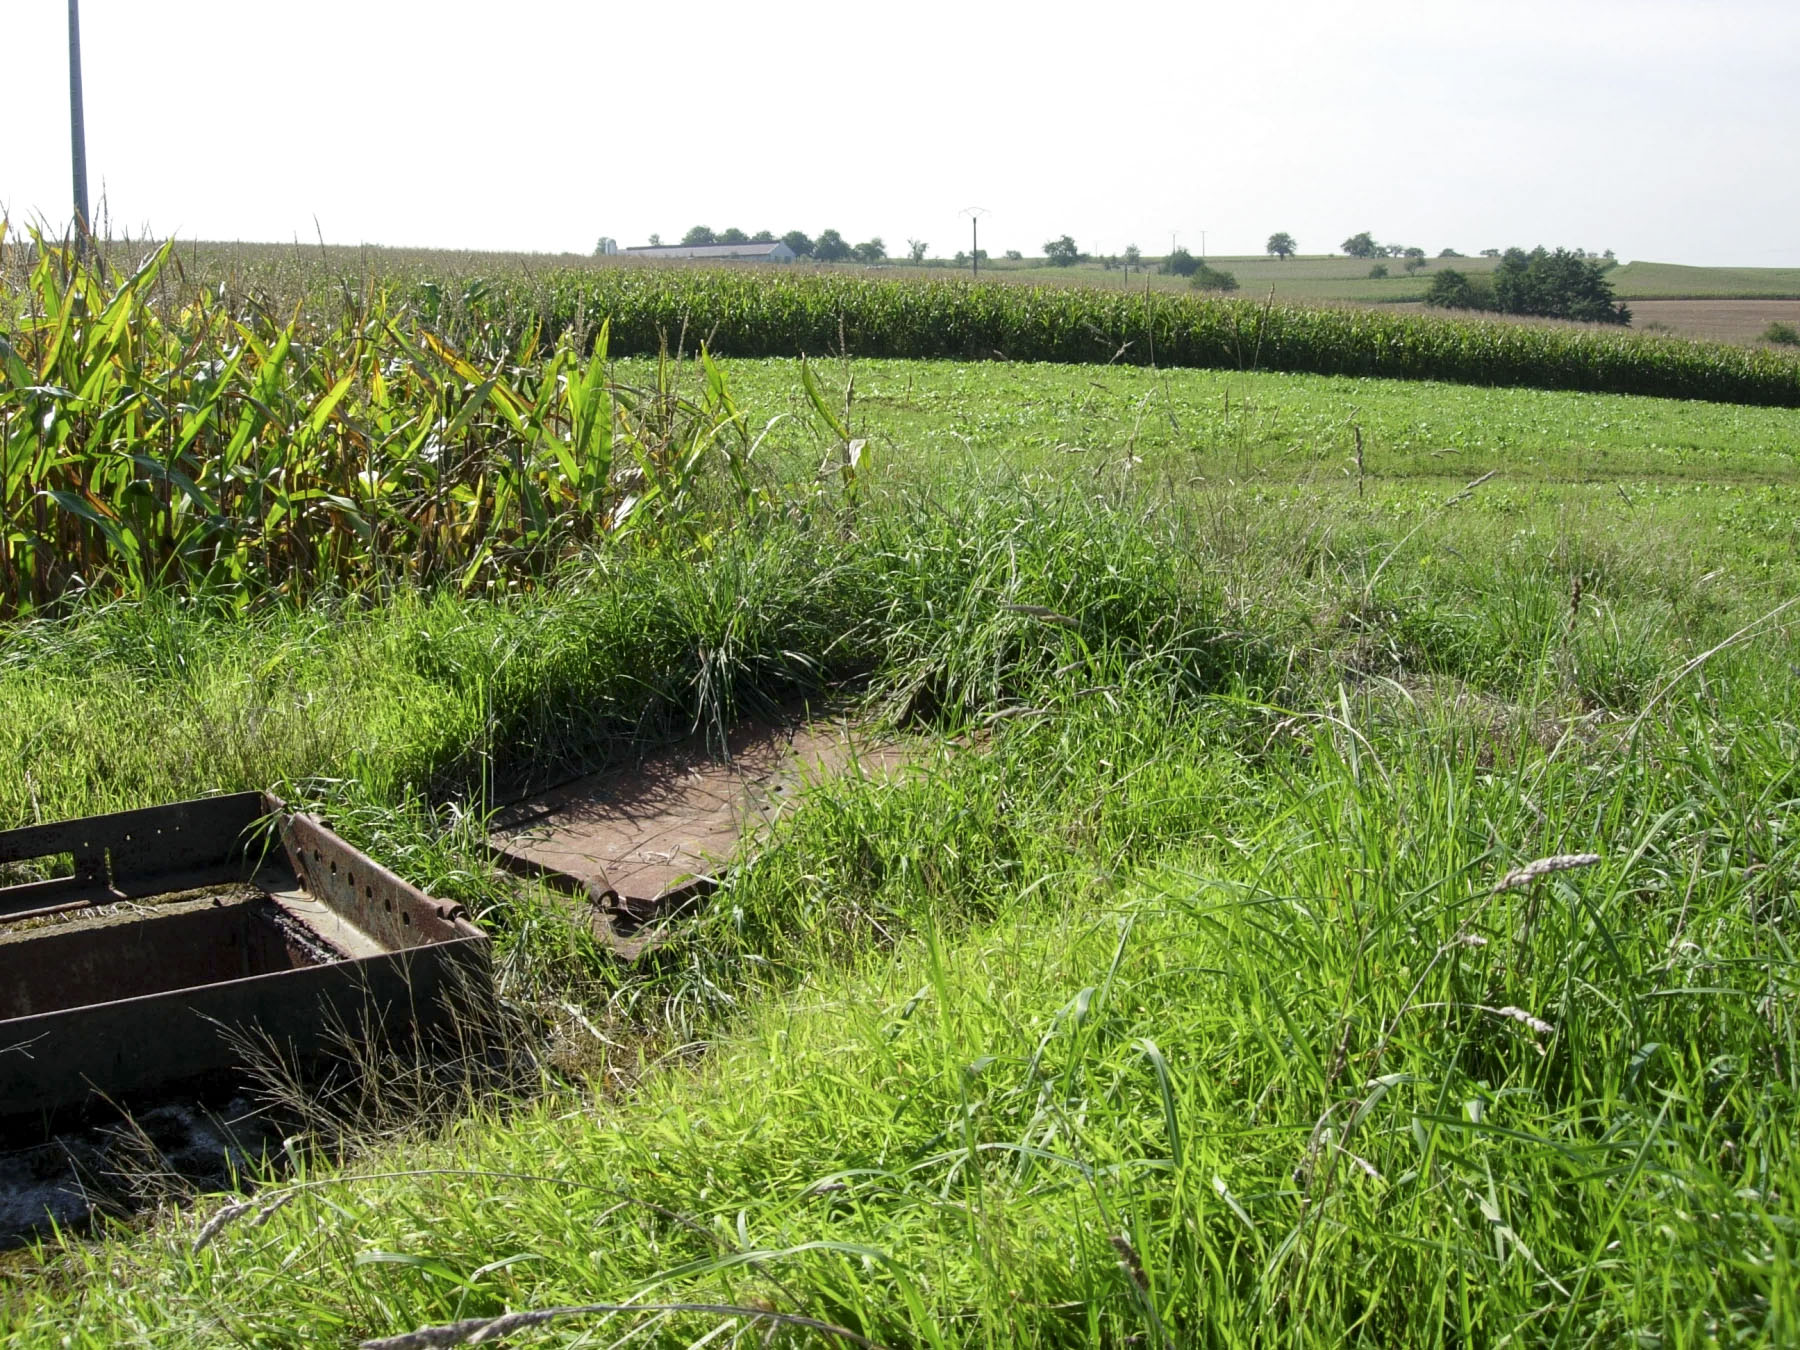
[621,241,796,261]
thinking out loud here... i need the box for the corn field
[8,232,1799,615]
[442,268,1800,407]
[0,237,763,616]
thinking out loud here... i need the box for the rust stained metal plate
[0,792,269,922]
[280,812,471,952]
[489,719,915,956]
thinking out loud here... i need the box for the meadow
[919,256,1800,310]
[2,246,1799,1346]
[913,254,1484,303]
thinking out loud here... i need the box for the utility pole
[961,206,988,279]
[1200,229,1207,260]
[68,0,91,254]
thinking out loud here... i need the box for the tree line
[630,227,897,264]
[612,230,1628,322]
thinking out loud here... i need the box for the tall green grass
[11,477,1796,1345]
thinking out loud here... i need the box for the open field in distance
[918,255,1800,309]
[1605,260,1800,299]
[1625,298,1800,345]
[913,253,1496,303]
[1381,296,1800,347]
[10,234,1800,311]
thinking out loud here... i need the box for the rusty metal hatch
[0,792,489,1119]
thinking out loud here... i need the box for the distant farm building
[621,241,798,263]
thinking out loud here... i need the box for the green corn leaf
[800,357,850,441]
[307,373,356,435]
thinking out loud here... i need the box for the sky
[7,0,1799,267]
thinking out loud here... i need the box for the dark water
[0,1097,284,1246]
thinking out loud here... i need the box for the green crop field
[1606,261,1800,300]
[4,250,1800,1346]
[914,254,1499,304]
[904,254,1800,306]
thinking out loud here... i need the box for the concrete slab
[488,719,912,955]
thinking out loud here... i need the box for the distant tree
[954,251,967,266]
[907,238,929,263]
[1491,246,1630,324]
[1423,270,1494,311]
[1438,247,1463,258]
[750,230,775,243]
[1402,246,1425,259]
[1385,243,1409,258]
[852,238,887,263]
[1404,256,1428,273]
[1003,249,1023,261]
[782,230,813,258]
[1762,321,1800,346]
[1266,231,1297,260]
[1163,246,1201,277]
[1342,232,1380,259]
[648,233,662,246]
[812,229,852,262]
[1124,244,1142,270]
[1190,262,1240,292]
[682,226,717,246]
[718,227,749,245]
[1427,247,1629,324]
[1043,235,1084,266]
[1368,263,1389,279]
[1479,248,1501,258]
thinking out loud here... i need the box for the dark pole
[971,216,978,278]
[68,0,91,252]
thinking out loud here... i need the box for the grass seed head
[1493,852,1602,892]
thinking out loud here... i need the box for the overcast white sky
[7,0,1799,265]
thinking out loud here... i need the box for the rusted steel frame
[0,795,489,1119]
[280,811,473,948]
[0,792,271,922]
[0,938,489,1117]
